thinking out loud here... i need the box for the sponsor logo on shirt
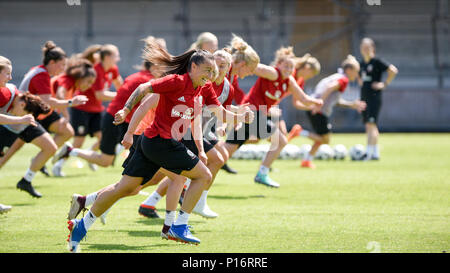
[178,96,186,102]
[171,107,194,120]
[265,90,282,100]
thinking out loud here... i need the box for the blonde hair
[226,34,260,66]
[0,56,12,72]
[272,46,295,65]
[143,36,167,51]
[189,32,218,51]
[100,44,119,60]
[341,55,360,71]
[295,53,321,75]
[213,49,232,65]
[361,37,375,49]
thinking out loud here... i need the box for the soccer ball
[349,144,365,161]
[239,145,255,160]
[254,144,269,160]
[284,144,301,160]
[333,144,348,160]
[315,144,334,160]
[298,144,312,159]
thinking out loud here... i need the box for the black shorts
[121,134,142,169]
[99,112,129,155]
[225,111,276,147]
[180,133,217,156]
[38,111,62,131]
[0,126,19,156]
[306,111,331,135]
[0,124,46,155]
[122,135,199,185]
[361,89,382,124]
[70,107,102,137]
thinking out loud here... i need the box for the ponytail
[226,34,260,66]
[65,57,97,80]
[142,40,214,77]
[295,53,321,75]
[42,41,66,65]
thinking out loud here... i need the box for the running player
[67,46,252,251]
[48,57,97,176]
[139,49,248,219]
[359,37,398,160]
[223,46,323,187]
[294,55,366,168]
[52,38,164,172]
[286,53,321,141]
[0,55,53,198]
[219,34,261,174]
[69,44,122,171]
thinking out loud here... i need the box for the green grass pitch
[0,133,448,253]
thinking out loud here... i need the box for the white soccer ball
[282,144,301,160]
[333,144,348,160]
[349,144,365,161]
[239,145,254,160]
[315,144,334,160]
[298,144,312,159]
[254,144,269,160]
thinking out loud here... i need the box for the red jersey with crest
[243,67,290,112]
[144,73,220,141]
[106,70,153,123]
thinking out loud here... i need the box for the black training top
[359,57,390,92]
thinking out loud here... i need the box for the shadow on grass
[208,194,265,200]
[85,242,172,251]
[135,218,204,226]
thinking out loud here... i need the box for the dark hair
[142,41,214,77]
[42,41,66,66]
[65,57,97,80]
[19,92,51,118]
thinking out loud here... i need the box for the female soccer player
[359,38,398,160]
[139,49,248,219]
[48,57,97,176]
[53,38,164,171]
[219,34,261,174]
[69,44,122,171]
[190,32,219,53]
[293,55,366,169]
[223,46,323,187]
[67,45,252,251]
[0,55,53,198]
[286,53,321,141]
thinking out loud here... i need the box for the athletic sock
[373,145,379,158]
[366,145,374,158]
[69,148,81,157]
[300,129,310,137]
[258,165,270,176]
[23,168,36,182]
[85,192,98,207]
[305,153,314,161]
[82,210,97,230]
[195,190,208,210]
[164,210,176,232]
[142,191,162,207]
[174,210,190,226]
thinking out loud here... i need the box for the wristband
[68,100,73,107]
